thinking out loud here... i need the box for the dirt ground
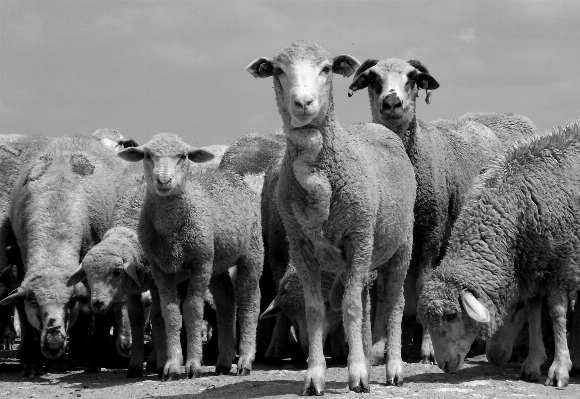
[1,349,579,399]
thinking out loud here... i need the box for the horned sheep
[348,58,539,363]
[246,41,416,394]
[417,121,580,388]
[117,133,263,381]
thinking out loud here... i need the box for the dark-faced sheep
[0,135,136,376]
[247,41,416,394]
[348,58,539,363]
[117,133,263,381]
[418,121,580,388]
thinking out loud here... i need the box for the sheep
[92,128,139,153]
[417,121,580,388]
[246,41,416,393]
[0,135,135,376]
[117,132,264,381]
[347,58,539,363]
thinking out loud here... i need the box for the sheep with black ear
[117,132,263,381]
[0,135,136,376]
[418,121,580,388]
[247,41,416,394]
[348,58,539,364]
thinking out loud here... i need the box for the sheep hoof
[126,366,143,378]
[420,355,434,365]
[300,387,324,396]
[520,371,539,382]
[163,372,180,382]
[188,370,201,379]
[544,376,568,388]
[215,366,231,376]
[238,367,251,376]
[146,360,157,372]
[386,376,404,387]
[349,384,370,393]
[83,363,101,374]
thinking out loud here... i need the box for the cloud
[458,28,477,43]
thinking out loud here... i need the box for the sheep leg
[112,301,132,358]
[148,285,166,377]
[342,265,370,393]
[370,266,387,366]
[544,289,572,387]
[125,294,146,378]
[383,239,412,386]
[292,247,326,396]
[416,254,436,364]
[235,250,262,375]
[520,296,547,382]
[208,272,236,375]
[16,302,43,377]
[264,313,292,365]
[182,269,211,379]
[151,267,183,381]
[570,290,580,376]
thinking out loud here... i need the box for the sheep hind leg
[370,266,387,366]
[570,290,580,376]
[520,296,547,382]
[149,286,167,378]
[208,272,236,375]
[544,289,572,387]
[235,250,263,375]
[383,238,412,387]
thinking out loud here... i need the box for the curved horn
[460,292,491,323]
[0,287,26,305]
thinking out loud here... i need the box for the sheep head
[117,132,215,197]
[92,128,139,154]
[246,40,360,129]
[0,272,86,360]
[417,266,493,373]
[67,227,143,314]
[348,58,439,135]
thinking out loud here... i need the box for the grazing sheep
[0,135,135,376]
[417,121,580,388]
[348,58,539,363]
[247,41,416,393]
[117,133,263,381]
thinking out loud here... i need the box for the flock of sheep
[0,40,578,395]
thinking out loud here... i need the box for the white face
[368,68,417,131]
[143,151,188,196]
[275,59,333,128]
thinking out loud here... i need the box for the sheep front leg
[382,241,412,386]
[570,290,580,376]
[148,285,167,378]
[520,297,547,382]
[544,290,572,387]
[236,250,262,375]
[182,268,211,379]
[208,272,236,375]
[151,267,182,381]
[126,293,146,378]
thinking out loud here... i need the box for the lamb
[117,133,263,381]
[417,121,580,388]
[0,135,135,376]
[246,41,416,393]
[348,58,539,363]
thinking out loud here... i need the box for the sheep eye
[274,68,284,76]
[180,155,187,161]
[321,65,331,74]
[112,268,123,278]
[144,153,151,160]
[445,313,458,322]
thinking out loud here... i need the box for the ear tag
[425,90,432,104]
[347,89,354,97]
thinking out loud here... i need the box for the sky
[1,0,579,147]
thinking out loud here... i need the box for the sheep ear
[187,148,215,164]
[123,262,142,287]
[415,72,439,90]
[460,292,491,323]
[0,287,26,305]
[117,146,145,162]
[332,55,361,78]
[66,263,87,287]
[348,59,378,97]
[246,57,275,78]
[120,138,139,148]
[259,295,283,320]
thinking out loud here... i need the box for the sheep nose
[46,325,61,335]
[294,97,314,111]
[157,176,172,186]
[382,93,402,111]
[92,299,105,312]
